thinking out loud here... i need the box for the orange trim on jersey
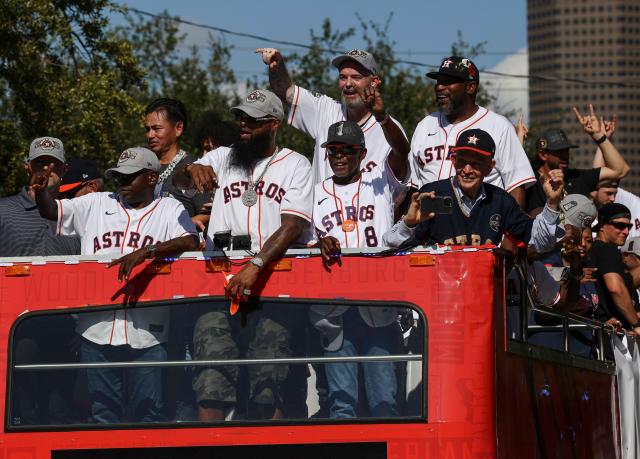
[118,200,132,255]
[281,209,312,221]
[321,180,339,199]
[506,176,536,193]
[135,198,162,234]
[56,200,64,235]
[288,86,300,125]
[124,310,129,345]
[360,114,375,133]
[108,311,117,345]
[269,149,293,167]
[258,192,263,249]
[436,116,450,180]
[350,185,362,247]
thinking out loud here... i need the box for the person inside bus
[311,117,409,418]
[382,129,564,253]
[31,146,199,424]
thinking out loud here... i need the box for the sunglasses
[112,169,149,186]
[608,221,633,231]
[234,112,275,124]
[326,144,363,157]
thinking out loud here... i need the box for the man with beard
[32,146,198,423]
[173,88,312,422]
[256,47,409,185]
[409,56,535,207]
[525,104,628,215]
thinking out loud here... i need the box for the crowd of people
[2,47,640,425]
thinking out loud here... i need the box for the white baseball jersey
[195,146,313,251]
[288,85,407,185]
[55,192,197,348]
[312,158,408,249]
[409,107,535,191]
[615,187,640,239]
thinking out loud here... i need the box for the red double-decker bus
[0,247,621,458]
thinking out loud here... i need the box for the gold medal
[342,219,356,232]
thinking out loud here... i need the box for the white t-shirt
[195,146,313,251]
[55,192,197,348]
[312,158,408,249]
[409,107,535,191]
[615,187,640,239]
[288,85,407,184]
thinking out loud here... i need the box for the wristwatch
[249,256,265,270]
[146,244,158,258]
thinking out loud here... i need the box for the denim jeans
[324,309,399,418]
[80,337,166,423]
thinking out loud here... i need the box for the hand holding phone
[420,195,454,215]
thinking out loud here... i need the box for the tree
[0,0,145,196]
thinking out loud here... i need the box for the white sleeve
[287,86,338,140]
[193,147,227,173]
[382,218,416,248]
[169,202,198,239]
[382,156,410,202]
[531,261,561,307]
[494,121,535,192]
[55,194,96,237]
[408,121,426,189]
[281,156,313,222]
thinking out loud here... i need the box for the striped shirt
[0,188,80,257]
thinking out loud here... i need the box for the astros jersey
[288,85,407,184]
[313,159,408,249]
[409,107,535,191]
[55,192,197,348]
[195,146,313,251]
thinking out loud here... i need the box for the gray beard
[341,94,366,111]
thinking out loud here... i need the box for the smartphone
[420,196,454,214]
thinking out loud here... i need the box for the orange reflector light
[144,262,172,275]
[409,254,435,267]
[206,259,231,272]
[5,265,31,277]
[269,260,292,271]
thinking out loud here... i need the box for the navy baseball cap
[536,128,578,151]
[59,159,101,193]
[427,56,479,82]
[450,129,495,158]
[598,202,631,225]
[321,121,365,148]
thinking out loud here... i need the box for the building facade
[528,0,640,193]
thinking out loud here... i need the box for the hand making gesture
[356,80,386,122]
[572,104,607,140]
[28,162,54,192]
[515,113,528,146]
[256,48,284,69]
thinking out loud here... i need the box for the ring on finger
[243,289,251,295]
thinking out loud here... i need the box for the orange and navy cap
[59,159,101,193]
[450,129,496,158]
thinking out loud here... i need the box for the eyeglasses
[326,144,363,157]
[112,169,149,186]
[608,221,633,231]
[234,112,275,124]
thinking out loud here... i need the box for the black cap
[598,202,631,225]
[59,159,101,193]
[450,129,496,158]
[426,56,479,82]
[321,121,365,148]
[536,128,578,151]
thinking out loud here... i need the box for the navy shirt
[0,188,80,257]
[414,178,533,246]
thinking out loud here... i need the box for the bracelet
[377,114,390,126]
[594,134,607,145]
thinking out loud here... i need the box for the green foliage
[0,0,145,196]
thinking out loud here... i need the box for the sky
[110,0,529,119]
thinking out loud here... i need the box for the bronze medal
[341,219,356,232]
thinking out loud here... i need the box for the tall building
[528,0,640,193]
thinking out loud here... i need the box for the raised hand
[28,162,54,191]
[404,191,437,228]
[256,48,283,69]
[541,168,564,207]
[356,81,386,121]
[515,113,528,146]
[573,104,606,139]
[600,114,617,139]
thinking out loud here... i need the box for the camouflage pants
[192,305,291,407]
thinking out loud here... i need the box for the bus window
[8,299,425,429]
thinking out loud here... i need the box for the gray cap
[105,147,161,178]
[231,89,284,120]
[331,49,378,75]
[28,137,65,162]
[560,194,597,230]
[621,236,640,257]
